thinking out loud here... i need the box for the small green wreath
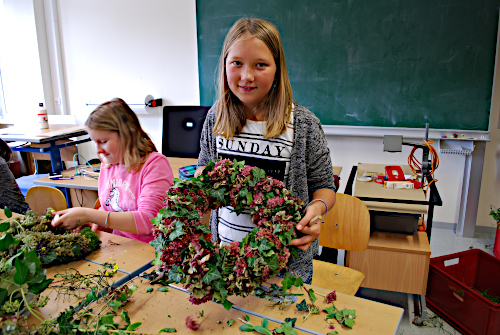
[150,158,304,309]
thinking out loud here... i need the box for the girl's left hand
[290,205,323,251]
[51,208,90,231]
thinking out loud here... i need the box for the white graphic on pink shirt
[105,188,124,212]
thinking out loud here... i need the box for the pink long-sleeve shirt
[98,152,173,243]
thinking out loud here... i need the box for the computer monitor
[162,106,210,158]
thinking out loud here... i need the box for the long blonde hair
[213,17,293,139]
[85,98,157,173]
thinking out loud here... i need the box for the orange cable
[407,139,439,195]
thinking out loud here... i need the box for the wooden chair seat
[312,259,365,295]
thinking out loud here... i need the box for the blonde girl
[52,98,173,242]
[196,18,336,283]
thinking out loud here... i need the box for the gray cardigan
[0,157,30,214]
[197,105,336,284]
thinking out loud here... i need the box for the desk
[33,157,199,191]
[346,163,435,323]
[33,157,199,208]
[0,124,90,173]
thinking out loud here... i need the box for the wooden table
[33,157,199,208]
[34,157,199,191]
[0,124,90,173]
[31,272,402,334]
[85,231,155,285]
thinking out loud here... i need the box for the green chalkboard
[196,0,499,130]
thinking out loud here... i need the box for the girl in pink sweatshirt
[52,98,173,243]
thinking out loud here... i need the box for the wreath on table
[0,209,101,267]
[150,158,305,309]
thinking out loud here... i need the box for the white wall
[55,0,199,159]
[2,0,498,231]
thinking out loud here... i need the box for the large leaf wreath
[150,158,304,309]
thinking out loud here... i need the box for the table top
[33,157,199,190]
[354,163,427,214]
[23,232,402,335]
[86,231,155,277]
[0,124,87,143]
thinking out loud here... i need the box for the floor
[353,228,497,335]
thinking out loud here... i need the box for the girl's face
[225,36,277,117]
[88,129,122,165]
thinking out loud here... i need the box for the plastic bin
[426,249,500,335]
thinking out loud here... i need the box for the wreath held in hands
[150,159,304,309]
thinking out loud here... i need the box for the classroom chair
[25,186,68,214]
[312,193,370,295]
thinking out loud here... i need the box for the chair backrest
[318,193,370,252]
[162,106,210,158]
[26,186,67,213]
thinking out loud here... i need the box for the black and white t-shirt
[216,110,294,245]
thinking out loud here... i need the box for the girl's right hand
[51,208,90,231]
[194,166,206,178]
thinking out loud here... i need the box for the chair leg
[412,294,427,325]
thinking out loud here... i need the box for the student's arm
[291,188,336,251]
[52,207,136,232]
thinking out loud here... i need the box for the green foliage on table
[0,209,101,267]
[0,207,52,317]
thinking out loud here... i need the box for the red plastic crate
[426,249,500,335]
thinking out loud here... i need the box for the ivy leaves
[325,304,357,328]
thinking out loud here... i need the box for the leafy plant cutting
[0,208,53,319]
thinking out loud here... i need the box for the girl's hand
[194,166,206,178]
[290,202,324,251]
[51,208,90,231]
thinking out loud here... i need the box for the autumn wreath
[150,159,304,309]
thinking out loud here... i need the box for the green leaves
[325,304,357,328]
[158,286,169,292]
[202,265,222,285]
[209,187,226,202]
[275,319,298,335]
[168,221,185,241]
[0,231,19,251]
[239,324,255,332]
[150,235,166,253]
[296,299,307,311]
[158,328,177,333]
[0,221,10,232]
[126,322,143,331]
[168,265,184,283]
[3,207,12,218]
[14,257,30,285]
[281,273,303,292]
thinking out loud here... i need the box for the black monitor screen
[162,106,210,158]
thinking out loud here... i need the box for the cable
[408,139,439,195]
[72,153,100,180]
[72,153,94,176]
